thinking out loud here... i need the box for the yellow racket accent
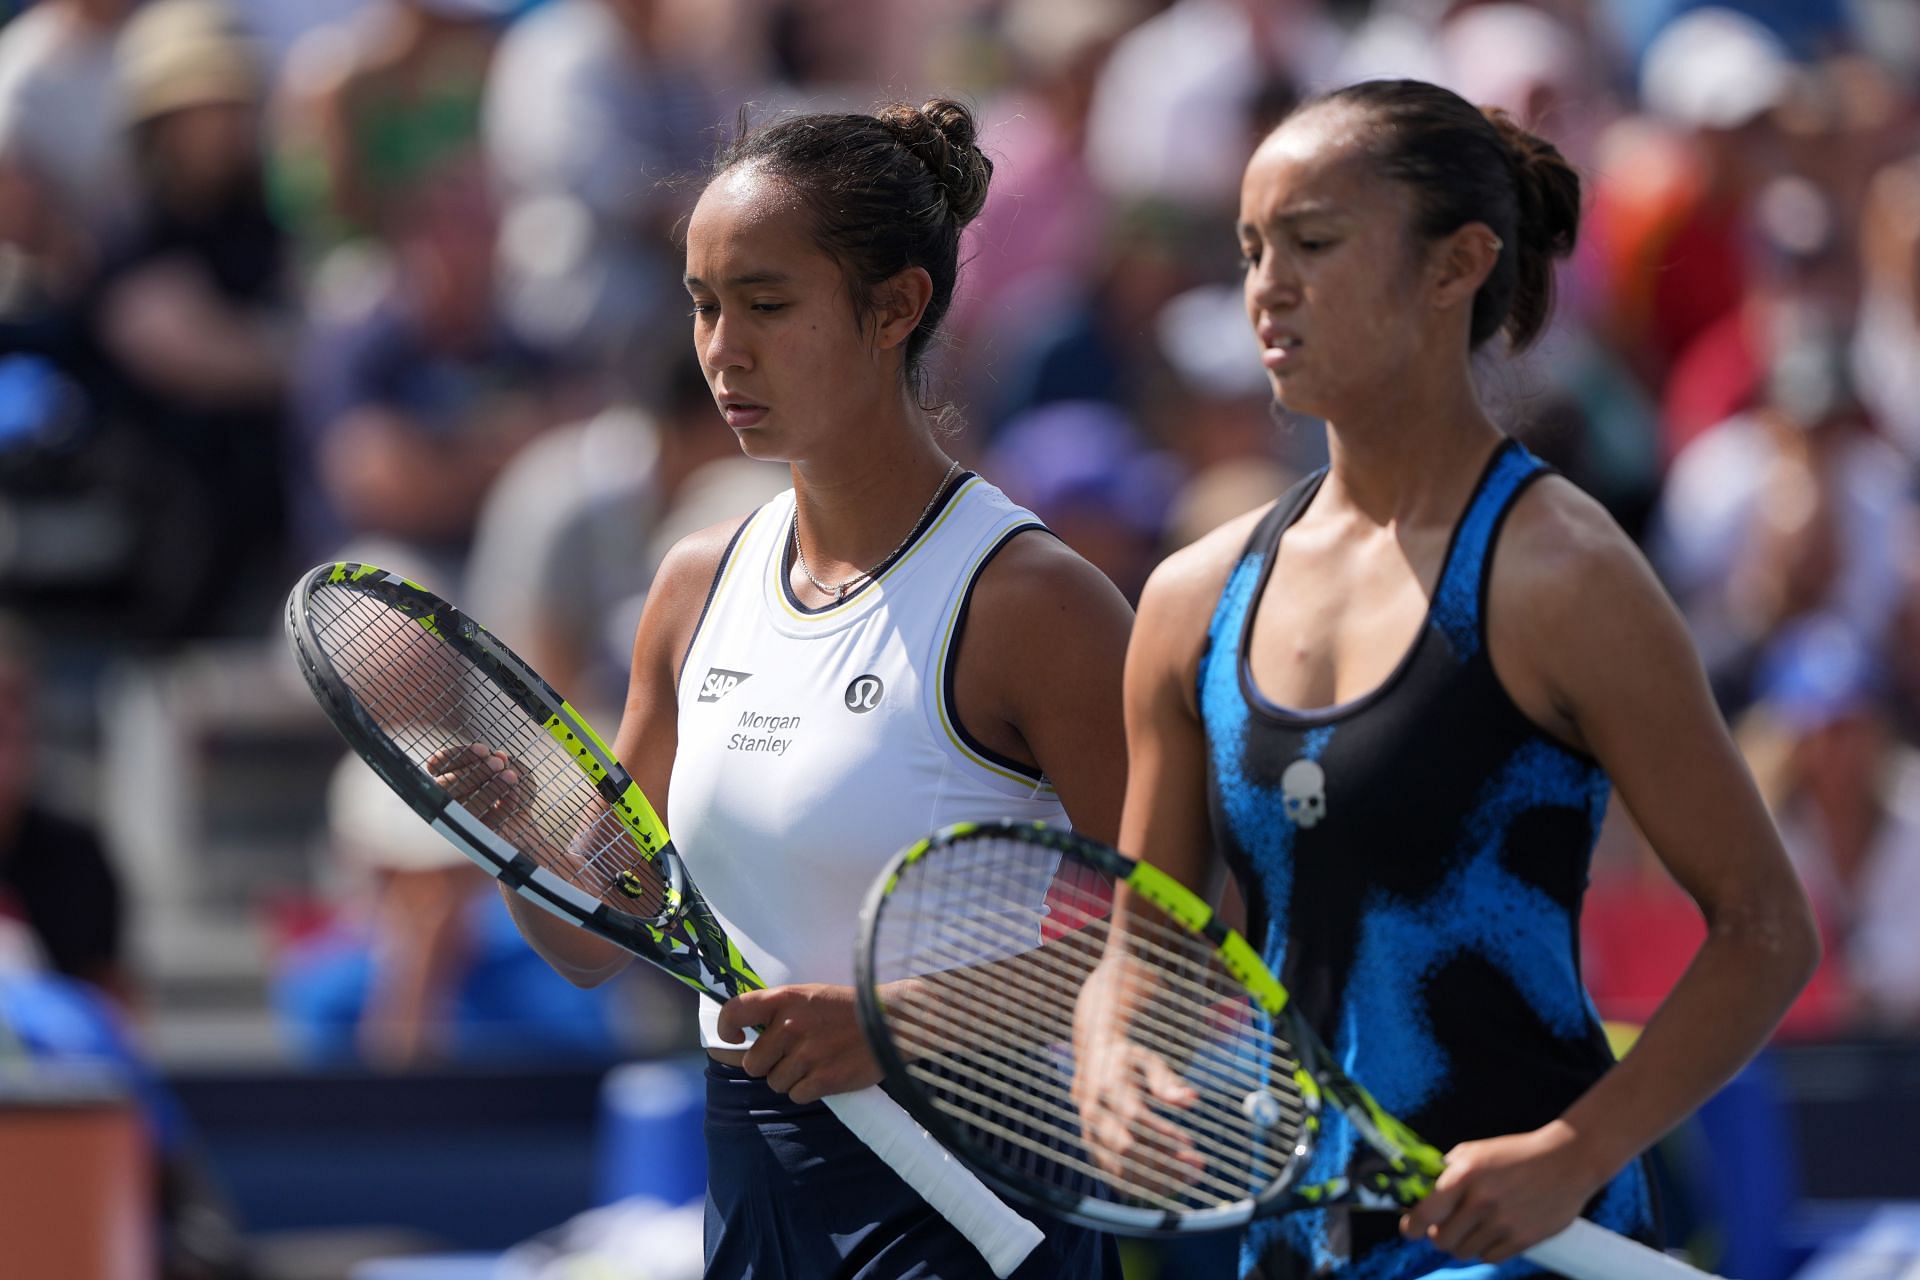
[540,711,671,858]
[1125,861,1215,932]
[545,711,610,784]
[1218,930,1292,1016]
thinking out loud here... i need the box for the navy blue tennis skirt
[703,1060,1121,1279]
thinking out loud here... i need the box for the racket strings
[890,915,1304,1138]
[886,909,1301,1175]
[929,872,1270,1010]
[899,1024,1285,1184]
[307,584,673,919]
[898,970,1295,1212]
[892,878,1305,1089]
[914,1065,1261,1208]
[873,835,1307,1215]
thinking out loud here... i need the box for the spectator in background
[83,0,293,631]
[1740,617,1920,1030]
[290,751,634,1067]
[944,0,1127,358]
[1662,174,1858,459]
[755,0,958,98]
[1436,3,1611,173]
[483,0,726,361]
[1605,0,1855,64]
[0,144,93,339]
[292,150,572,581]
[276,0,500,246]
[979,199,1209,432]
[1084,0,1336,214]
[0,0,136,441]
[0,0,134,248]
[1148,281,1306,555]
[463,349,785,723]
[1153,279,1318,473]
[1651,292,1913,708]
[322,747,487,1067]
[984,399,1178,604]
[1589,7,1794,392]
[0,615,128,1005]
[1853,150,1920,457]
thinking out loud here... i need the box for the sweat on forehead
[697,162,806,223]
[1243,114,1409,223]
[1255,100,1391,173]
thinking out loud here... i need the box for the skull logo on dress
[1281,759,1327,829]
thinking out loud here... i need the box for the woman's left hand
[1398,1120,1611,1263]
[716,984,885,1103]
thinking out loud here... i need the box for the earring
[1489,234,1506,253]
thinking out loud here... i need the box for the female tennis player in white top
[502,98,1131,1279]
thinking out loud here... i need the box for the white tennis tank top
[671,476,1069,1047]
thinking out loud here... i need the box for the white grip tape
[825,1086,1045,1277]
[1523,1217,1722,1280]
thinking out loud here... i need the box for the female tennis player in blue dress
[1109,80,1820,1280]
[500,98,1128,1279]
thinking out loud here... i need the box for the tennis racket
[285,562,1045,1277]
[855,820,1715,1280]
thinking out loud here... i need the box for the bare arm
[1075,515,1259,1172]
[497,517,741,985]
[98,259,289,405]
[1112,517,1255,890]
[1405,478,1820,1261]
[320,400,553,545]
[955,530,1137,841]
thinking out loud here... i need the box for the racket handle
[825,1086,1045,1278]
[1523,1216,1723,1280]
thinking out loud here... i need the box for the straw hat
[118,0,261,125]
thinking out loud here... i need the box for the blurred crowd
[1,0,1919,1079]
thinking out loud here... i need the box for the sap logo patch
[698,668,752,703]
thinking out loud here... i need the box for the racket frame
[858,822,1726,1280]
[857,819,1478,1236]
[286,561,759,997]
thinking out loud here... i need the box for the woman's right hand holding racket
[1072,950,1207,1194]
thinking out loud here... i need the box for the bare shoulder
[949,532,1134,839]
[1138,502,1272,645]
[616,509,765,769]
[1495,474,1664,626]
[962,530,1133,686]
[655,512,756,601]
[969,527,1131,620]
[1491,475,1693,746]
[1102,501,1272,721]
[635,510,763,683]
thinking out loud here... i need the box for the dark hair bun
[711,98,995,385]
[878,98,994,225]
[1482,107,1580,349]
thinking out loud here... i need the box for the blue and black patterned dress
[1197,439,1658,1280]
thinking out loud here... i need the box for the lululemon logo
[844,674,885,713]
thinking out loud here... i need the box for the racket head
[285,561,755,999]
[855,819,1319,1235]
